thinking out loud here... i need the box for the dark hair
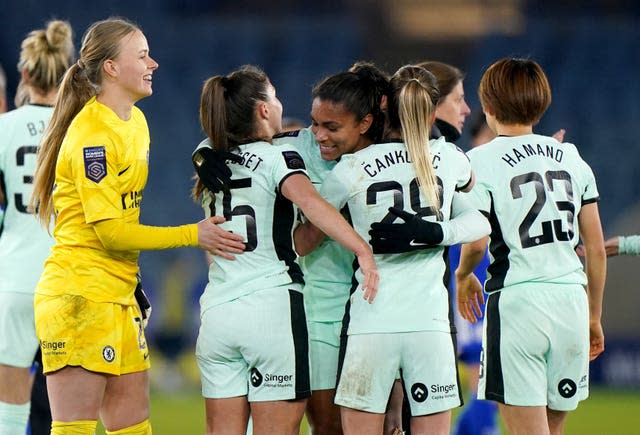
[194,65,270,197]
[417,61,464,101]
[200,65,270,153]
[312,62,389,143]
[479,58,551,126]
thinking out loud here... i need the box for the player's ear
[257,102,269,120]
[103,59,119,80]
[359,113,373,135]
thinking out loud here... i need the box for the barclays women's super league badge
[83,146,107,183]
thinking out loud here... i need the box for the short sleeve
[452,146,473,191]
[579,159,599,205]
[433,138,472,191]
[194,137,211,153]
[467,150,492,215]
[271,144,309,192]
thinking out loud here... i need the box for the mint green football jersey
[274,128,355,322]
[320,139,472,334]
[0,105,54,294]
[466,134,599,293]
[200,140,308,310]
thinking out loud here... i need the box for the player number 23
[510,170,575,249]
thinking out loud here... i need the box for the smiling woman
[29,17,230,435]
[191,64,379,435]
[95,27,158,119]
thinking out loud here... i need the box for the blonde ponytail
[399,80,441,219]
[389,67,442,219]
[31,18,140,228]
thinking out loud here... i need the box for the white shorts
[0,292,39,367]
[479,284,589,411]
[335,331,461,415]
[196,287,310,401]
[308,321,341,390]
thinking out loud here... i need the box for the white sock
[0,400,30,435]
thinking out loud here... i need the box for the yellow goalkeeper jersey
[37,97,150,305]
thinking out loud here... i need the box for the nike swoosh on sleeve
[118,165,131,176]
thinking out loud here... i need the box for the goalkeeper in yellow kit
[30,18,244,435]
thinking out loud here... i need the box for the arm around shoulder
[439,192,490,245]
[283,173,368,258]
[282,173,379,302]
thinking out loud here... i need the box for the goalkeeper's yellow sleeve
[94,219,198,251]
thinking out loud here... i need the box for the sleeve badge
[83,146,107,183]
[282,150,306,170]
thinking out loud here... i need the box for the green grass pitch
[94,387,640,434]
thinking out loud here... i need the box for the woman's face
[111,30,159,102]
[310,98,371,161]
[264,82,283,135]
[435,80,470,133]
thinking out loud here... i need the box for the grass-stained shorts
[479,283,589,411]
[0,292,39,367]
[335,331,461,415]
[196,287,310,401]
[34,293,150,375]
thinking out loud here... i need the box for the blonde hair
[389,66,441,218]
[31,18,139,226]
[18,20,74,94]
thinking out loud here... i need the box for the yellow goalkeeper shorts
[35,293,150,375]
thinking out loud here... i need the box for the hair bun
[46,20,73,52]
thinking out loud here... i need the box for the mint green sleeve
[619,235,640,256]
[439,191,491,245]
